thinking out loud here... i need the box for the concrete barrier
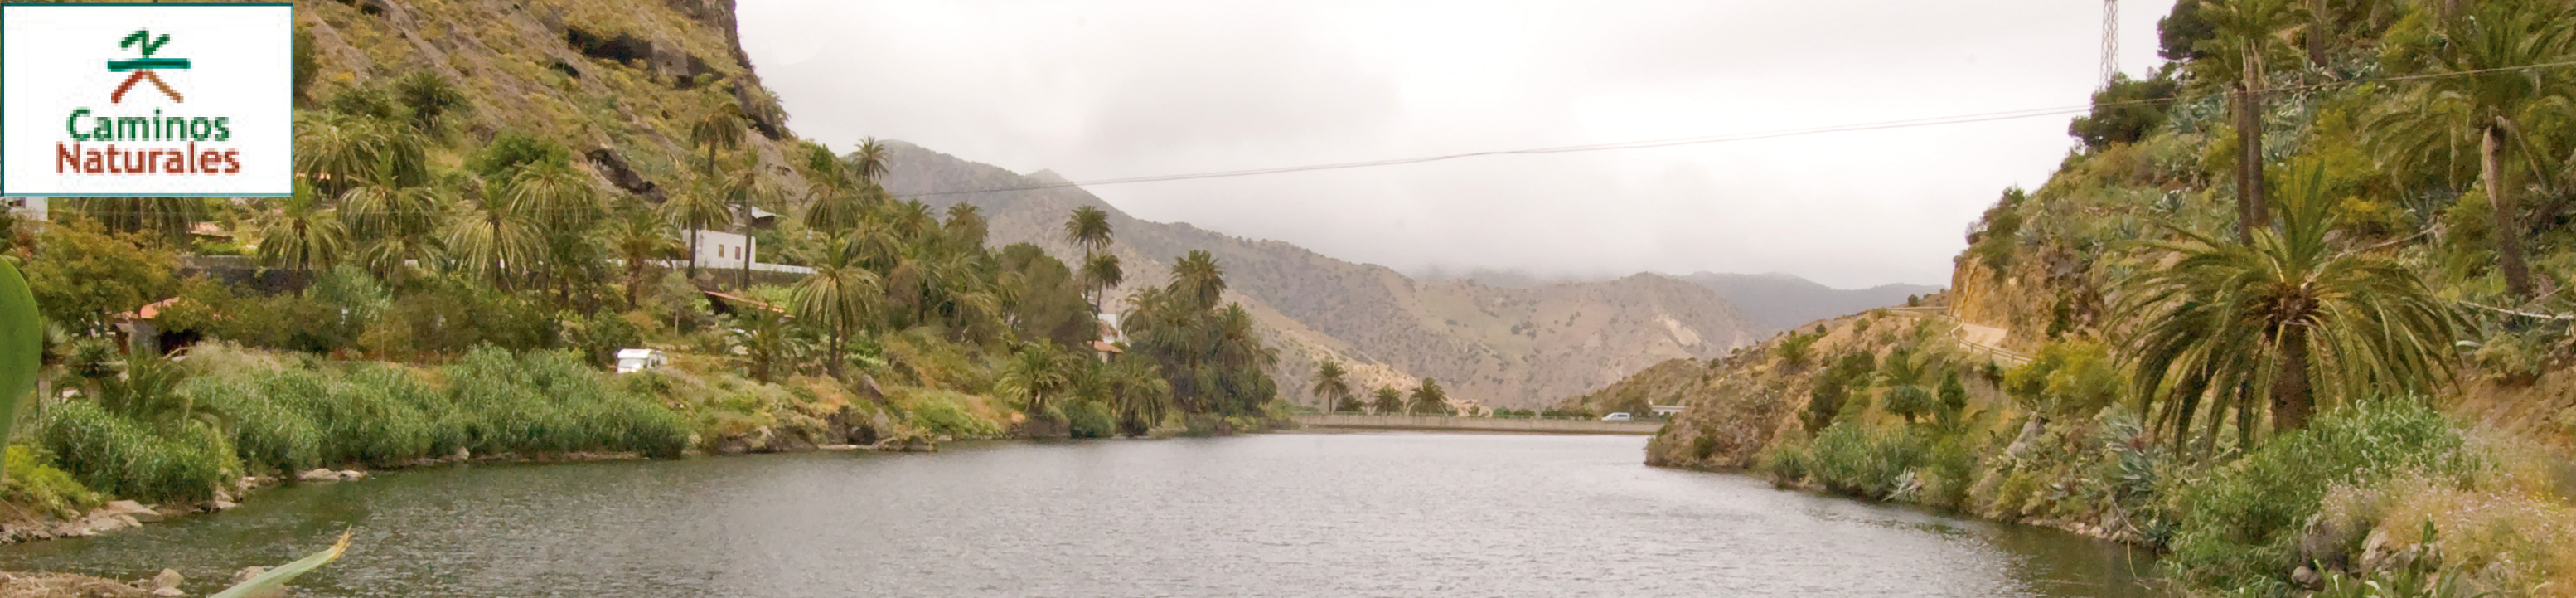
[1293,413,1664,435]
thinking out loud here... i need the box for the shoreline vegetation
[1589,0,2576,595]
[2,2,1300,591]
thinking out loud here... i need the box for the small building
[4,197,46,221]
[614,348,667,373]
[684,229,757,270]
[1650,404,1686,416]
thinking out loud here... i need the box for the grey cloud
[740,0,2177,289]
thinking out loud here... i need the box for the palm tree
[662,177,731,279]
[1409,378,1449,416]
[2393,0,2576,300]
[439,195,541,288]
[337,167,444,289]
[714,157,775,289]
[687,100,745,177]
[295,111,424,197]
[1310,360,1354,413]
[2193,0,2302,242]
[845,137,893,184]
[257,181,348,274]
[1875,348,1942,425]
[1172,250,1226,311]
[1064,206,1119,313]
[944,203,989,250]
[1370,387,1405,415]
[2116,163,2459,448]
[1080,253,1124,316]
[998,343,1074,421]
[790,234,884,379]
[1064,206,1113,254]
[606,204,680,308]
[1108,357,1172,435]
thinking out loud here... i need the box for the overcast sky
[738,1,2178,289]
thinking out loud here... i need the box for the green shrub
[899,389,1001,438]
[3,445,100,518]
[2162,398,2479,591]
[1755,441,1813,486]
[1805,423,1926,499]
[1064,400,1115,439]
[36,401,230,503]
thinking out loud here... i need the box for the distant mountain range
[1674,273,1940,332]
[1427,269,1944,335]
[876,141,1930,408]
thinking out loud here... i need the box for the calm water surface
[0,433,2157,596]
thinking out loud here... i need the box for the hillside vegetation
[0,0,1295,533]
[1628,1,2576,595]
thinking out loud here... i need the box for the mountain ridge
[874,140,1770,409]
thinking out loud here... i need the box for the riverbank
[1630,309,2576,596]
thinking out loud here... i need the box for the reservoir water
[0,433,2157,596]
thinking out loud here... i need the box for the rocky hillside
[300,0,808,200]
[876,142,1769,409]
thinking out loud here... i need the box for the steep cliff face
[875,142,1768,409]
[298,0,803,196]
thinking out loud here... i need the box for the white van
[1601,412,1633,421]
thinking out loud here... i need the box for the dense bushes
[47,343,694,498]
[35,400,232,503]
[2162,398,2480,591]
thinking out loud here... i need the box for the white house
[685,229,756,269]
[4,197,46,221]
[614,348,667,373]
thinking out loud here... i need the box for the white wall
[684,229,754,269]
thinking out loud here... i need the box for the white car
[1602,412,1633,421]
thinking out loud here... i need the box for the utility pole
[2101,0,2120,87]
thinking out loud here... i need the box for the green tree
[19,221,175,333]
[2384,0,2575,300]
[714,155,773,289]
[790,234,885,379]
[2117,163,2459,444]
[1063,206,1121,314]
[337,155,446,289]
[687,100,745,177]
[256,181,349,275]
[606,204,679,309]
[1370,387,1405,414]
[998,343,1075,422]
[1310,360,1354,413]
[995,243,1096,350]
[845,137,893,185]
[1172,250,1227,311]
[294,111,424,197]
[391,70,467,133]
[2192,0,2303,243]
[1408,378,1449,416]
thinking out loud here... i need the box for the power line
[893,57,2576,200]
[31,57,2576,214]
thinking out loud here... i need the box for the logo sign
[2,3,293,197]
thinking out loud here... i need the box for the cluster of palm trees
[1310,360,1451,416]
[2098,0,2574,451]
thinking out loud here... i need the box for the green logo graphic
[108,29,189,103]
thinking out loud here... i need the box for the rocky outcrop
[586,147,665,202]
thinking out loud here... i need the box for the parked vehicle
[1601,412,1632,421]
